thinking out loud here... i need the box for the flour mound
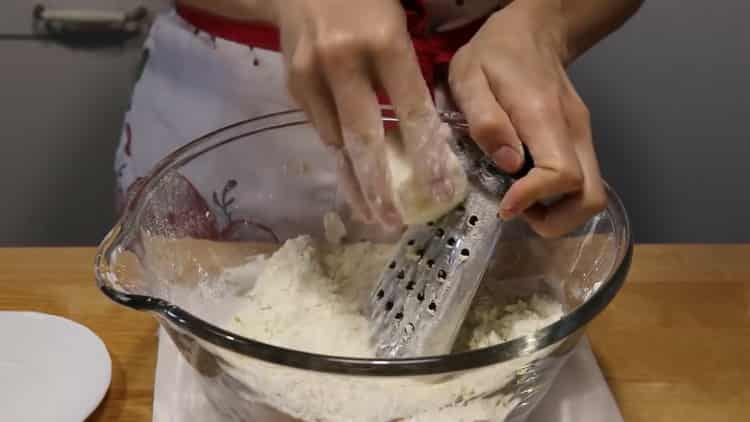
[218,235,564,421]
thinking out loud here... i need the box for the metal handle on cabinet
[33,5,148,34]
[3,4,152,47]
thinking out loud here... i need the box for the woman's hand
[449,1,607,238]
[274,0,457,228]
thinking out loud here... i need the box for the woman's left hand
[448,1,607,238]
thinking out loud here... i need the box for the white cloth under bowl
[152,328,622,422]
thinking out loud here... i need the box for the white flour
[214,235,564,422]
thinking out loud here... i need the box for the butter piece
[384,126,468,225]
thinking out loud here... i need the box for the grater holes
[388,261,396,269]
[394,311,404,320]
[406,281,416,290]
[407,239,416,246]
[417,292,425,302]
[437,269,447,280]
[385,301,394,311]
[426,259,435,268]
[428,302,437,312]
[447,237,456,247]
[376,289,385,300]
[416,249,425,258]
[460,248,470,258]
[397,270,405,279]
[469,215,479,226]
[435,228,445,237]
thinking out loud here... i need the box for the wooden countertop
[0,245,748,421]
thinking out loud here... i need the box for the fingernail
[491,146,524,174]
[499,203,518,220]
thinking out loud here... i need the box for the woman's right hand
[271,0,458,228]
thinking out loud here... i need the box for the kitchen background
[0,0,747,245]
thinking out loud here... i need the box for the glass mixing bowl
[96,110,632,422]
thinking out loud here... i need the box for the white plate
[0,311,112,422]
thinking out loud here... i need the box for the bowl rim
[95,110,633,376]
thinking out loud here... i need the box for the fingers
[331,146,374,223]
[498,89,583,221]
[323,52,402,228]
[449,56,525,174]
[279,2,425,229]
[522,96,607,237]
[288,43,343,148]
[441,12,607,238]
[372,33,457,201]
[521,147,607,237]
[288,40,377,222]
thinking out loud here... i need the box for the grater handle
[510,143,535,180]
[439,110,534,181]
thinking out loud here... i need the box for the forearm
[510,0,645,63]
[178,0,278,24]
